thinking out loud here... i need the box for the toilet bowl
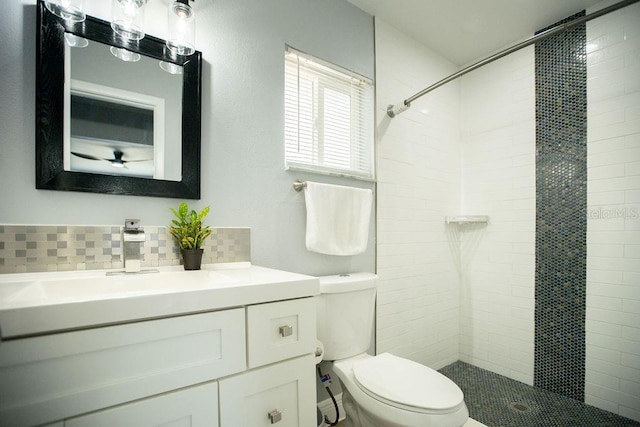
[332,353,468,427]
[317,273,469,427]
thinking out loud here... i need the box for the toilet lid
[352,353,464,412]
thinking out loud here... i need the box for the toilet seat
[352,353,464,414]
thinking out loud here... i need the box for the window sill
[285,164,376,183]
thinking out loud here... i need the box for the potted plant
[169,202,213,270]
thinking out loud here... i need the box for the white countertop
[0,264,319,338]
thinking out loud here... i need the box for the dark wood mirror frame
[35,0,202,199]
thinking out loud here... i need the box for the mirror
[66,38,183,181]
[36,0,202,198]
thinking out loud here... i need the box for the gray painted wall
[0,0,375,276]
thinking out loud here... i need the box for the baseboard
[318,392,345,424]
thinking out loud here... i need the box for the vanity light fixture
[45,0,85,23]
[46,0,196,57]
[111,0,148,41]
[166,0,196,56]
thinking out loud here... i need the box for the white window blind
[284,47,374,179]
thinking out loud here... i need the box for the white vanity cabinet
[1,299,316,427]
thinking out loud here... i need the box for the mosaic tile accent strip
[440,361,640,426]
[0,225,251,274]
[534,11,588,402]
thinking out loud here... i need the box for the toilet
[316,273,469,427]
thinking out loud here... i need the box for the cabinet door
[0,309,244,426]
[65,382,218,427]
[219,354,316,427]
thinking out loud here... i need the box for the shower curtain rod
[386,0,640,118]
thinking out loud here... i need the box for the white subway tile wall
[459,46,537,385]
[586,1,640,421]
[375,19,461,369]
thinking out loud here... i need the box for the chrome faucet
[123,219,145,273]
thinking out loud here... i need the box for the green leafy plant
[169,202,213,250]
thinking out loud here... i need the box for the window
[284,47,374,179]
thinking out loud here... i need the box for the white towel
[304,181,373,256]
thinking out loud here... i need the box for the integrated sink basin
[0,264,319,338]
[2,268,239,304]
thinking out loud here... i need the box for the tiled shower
[376,0,639,422]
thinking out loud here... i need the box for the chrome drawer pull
[268,409,282,424]
[279,325,293,337]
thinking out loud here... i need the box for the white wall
[458,47,536,384]
[0,0,375,276]
[586,1,640,421]
[375,19,461,369]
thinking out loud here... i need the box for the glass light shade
[159,61,184,75]
[45,0,85,23]
[64,33,89,48]
[166,1,196,56]
[110,47,141,62]
[111,0,147,41]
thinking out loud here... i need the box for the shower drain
[509,402,531,413]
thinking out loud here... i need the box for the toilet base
[342,383,486,427]
[342,386,402,427]
[343,386,470,427]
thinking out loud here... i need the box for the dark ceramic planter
[181,248,204,270]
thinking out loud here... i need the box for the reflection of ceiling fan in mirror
[71,149,152,168]
[69,137,156,178]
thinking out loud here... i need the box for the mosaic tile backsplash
[534,11,587,402]
[0,225,251,274]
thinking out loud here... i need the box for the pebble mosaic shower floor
[439,361,640,427]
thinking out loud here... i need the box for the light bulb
[111,0,147,41]
[124,1,137,17]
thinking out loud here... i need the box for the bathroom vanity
[0,265,319,426]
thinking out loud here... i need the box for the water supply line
[317,365,340,426]
[386,0,640,118]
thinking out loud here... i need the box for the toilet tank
[316,272,377,361]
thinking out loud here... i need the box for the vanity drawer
[0,309,245,427]
[246,297,316,368]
